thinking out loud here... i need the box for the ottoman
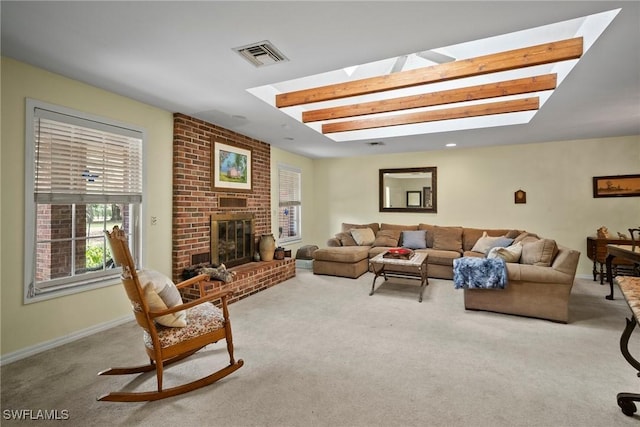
[312,246,370,279]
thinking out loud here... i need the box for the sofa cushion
[418,224,435,247]
[521,239,558,267]
[373,229,401,247]
[513,232,539,245]
[350,228,376,246]
[463,251,485,258]
[335,231,357,246]
[313,246,370,263]
[505,229,522,239]
[433,226,463,253]
[401,230,427,249]
[488,241,523,263]
[342,222,380,235]
[424,248,461,266]
[381,223,418,231]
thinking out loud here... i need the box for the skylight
[248,9,619,142]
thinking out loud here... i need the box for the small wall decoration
[514,189,526,204]
[212,139,252,192]
[593,174,640,198]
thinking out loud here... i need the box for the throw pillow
[513,232,540,245]
[350,228,376,246]
[520,239,559,267]
[401,230,427,249]
[373,229,401,247]
[487,242,523,263]
[486,237,514,252]
[137,269,187,327]
[432,226,463,253]
[342,222,380,234]
[335,231,357,246]
[470,231,504,254]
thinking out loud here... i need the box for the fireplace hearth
[211,212,255,268]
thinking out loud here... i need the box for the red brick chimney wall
[172,113,271,282]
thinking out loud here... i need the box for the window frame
[24,98,145,304]
[277,163,302,245]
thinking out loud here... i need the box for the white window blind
[34,108,143,204]
[24,100,143,303]
[278,167,301,208]
[278,165,301,242]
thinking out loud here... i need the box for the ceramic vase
[259,234,276,261]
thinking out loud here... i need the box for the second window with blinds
[277,165,302,244]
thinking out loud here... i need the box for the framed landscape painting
[212,140,252,192]
[592,174,640,198]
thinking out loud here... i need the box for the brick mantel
[172,113,294,299]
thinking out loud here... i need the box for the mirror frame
[379,167,438,213]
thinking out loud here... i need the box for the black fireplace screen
[211,213,255,268]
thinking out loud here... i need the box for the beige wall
[270,147,316,256]
[1,58,175,357]
[313,136,640,276]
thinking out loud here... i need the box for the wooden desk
[605,244,640,300]
[614,276,640,416]
[587,236,636,284]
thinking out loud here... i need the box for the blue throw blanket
[453,257,508,289]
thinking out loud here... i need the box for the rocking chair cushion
[144,303,225,349]
[138,269,187,327]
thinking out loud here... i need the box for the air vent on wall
[234,40,288,67]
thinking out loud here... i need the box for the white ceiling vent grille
[234,41,288,67]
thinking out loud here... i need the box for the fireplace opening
[211,213,255,268]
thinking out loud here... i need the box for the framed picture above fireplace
[212,139,252,192]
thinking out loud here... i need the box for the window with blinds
[278,165,302,243]
[24,99,144,302]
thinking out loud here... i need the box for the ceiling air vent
[234,41,288,67]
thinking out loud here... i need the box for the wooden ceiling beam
[322,97,540,134]
[276,37,581,108]
[303,74,556,122]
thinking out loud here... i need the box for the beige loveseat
[312,222,580,323]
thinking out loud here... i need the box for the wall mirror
[379,167,437,213]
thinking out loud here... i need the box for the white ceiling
[2,1,639,159]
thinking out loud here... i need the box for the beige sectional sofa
[312,222,581,323]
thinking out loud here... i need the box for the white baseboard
[0,314,133,366]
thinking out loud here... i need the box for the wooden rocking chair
[98,226,243,402]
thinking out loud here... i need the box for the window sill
[25,276,122,304]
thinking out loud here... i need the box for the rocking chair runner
[99,226,243,402]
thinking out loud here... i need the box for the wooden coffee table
[369,251,429,302]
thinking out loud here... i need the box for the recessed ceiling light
[446,143,457,147]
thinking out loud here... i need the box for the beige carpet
[2,269,639,427]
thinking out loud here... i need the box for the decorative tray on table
[383,247,414,260]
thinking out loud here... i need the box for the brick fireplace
[172,113,295,303]
[210,212,255,268]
